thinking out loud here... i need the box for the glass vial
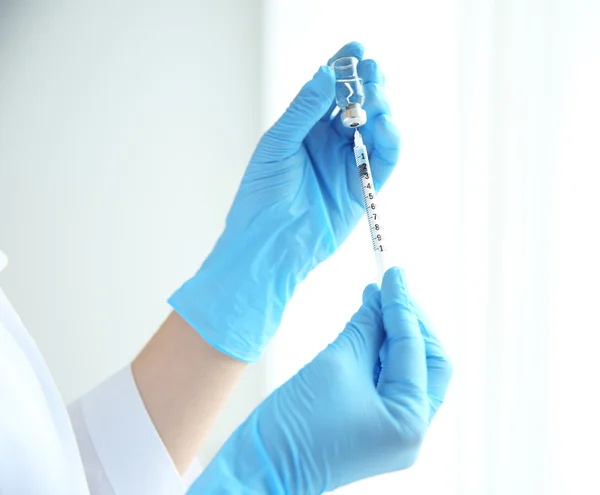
[331,56,367,128]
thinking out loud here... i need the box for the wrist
[189,412,285,494]
[168,228,307,362]
[255,409,325,495]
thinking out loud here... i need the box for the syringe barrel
[353,133,389,283]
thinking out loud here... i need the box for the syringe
[353,129,388,282]
[330,55,389,281]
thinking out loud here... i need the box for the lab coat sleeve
[68,366,202,495]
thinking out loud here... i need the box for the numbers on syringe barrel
[361,179,385,252]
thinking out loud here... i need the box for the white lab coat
[0,249,200,494]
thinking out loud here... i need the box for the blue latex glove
[188,268,452,494]
[168,42,400,362]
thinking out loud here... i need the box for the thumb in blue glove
[169,42,400,362]
[188,267,452,494]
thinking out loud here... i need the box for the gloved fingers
[358,58,386,85]
[359,114,401,190]
[410,297,450,363]
[333,283,384,370]
[363,82,392,117]
[360,59,390,119]
[363,283,384,385]
[424,336,453,422]
[255,65,336,162]
[362,283,380,304]
[350,283,384,363]
[326,41,365,67]
[372,357,382,387]
[377,267,428,414]
[356,59,399,189]
[402,296,453,422]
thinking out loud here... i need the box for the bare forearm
[131,311,247,474]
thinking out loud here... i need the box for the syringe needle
[354,128,363,148]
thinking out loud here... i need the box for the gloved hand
[168,42,400,362]
[187,267,452,494]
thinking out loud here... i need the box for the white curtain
[262,0,600,493]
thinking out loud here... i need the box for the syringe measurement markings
[362,186,380,253]
[355,149,384,254]
[352,129,388,281]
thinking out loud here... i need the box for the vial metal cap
[341,103,367,128]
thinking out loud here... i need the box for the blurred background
[1,1,599,494]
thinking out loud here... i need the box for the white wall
[0,0,265,466]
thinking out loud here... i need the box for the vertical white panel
[0,0,264,465]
